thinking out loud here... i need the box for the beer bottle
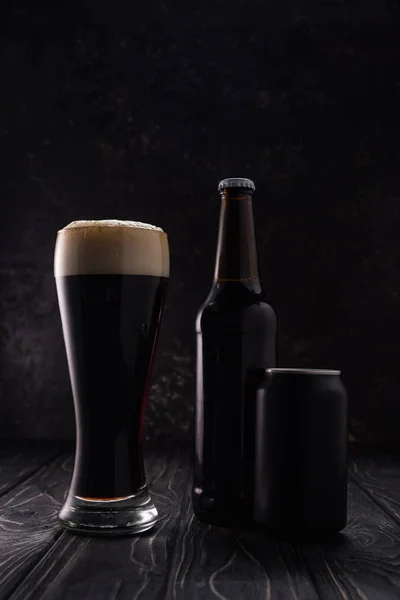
[194,177,277,526]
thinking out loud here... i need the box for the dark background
[0,0,399,442]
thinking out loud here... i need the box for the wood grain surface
[350,447,400,526]
[0,444,400,599]
[0,449,69,597]
[166,482,320,600]
[300,480,400,600]
[0,442,63,497]
[9,445,190,600]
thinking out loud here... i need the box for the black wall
[1,0,400,441]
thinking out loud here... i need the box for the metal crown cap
[218,177,256,193]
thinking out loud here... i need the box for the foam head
[54,220,169,278]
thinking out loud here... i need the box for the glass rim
[267,368,341,376]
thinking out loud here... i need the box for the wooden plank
[7,444,400,600]
[0,441,63,497]
[9,445,191,600]
[164,478,320,599]
[11,444,320,600]
[350,446,400,526]
[0,452,71,598]
[298,478,400,600]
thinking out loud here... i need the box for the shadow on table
[30,517,354,600]
[167,518,350,599]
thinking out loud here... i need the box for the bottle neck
[214,189,261,292]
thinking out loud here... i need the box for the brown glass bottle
[194,178,277,526]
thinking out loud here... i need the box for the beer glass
[54,220,169,535]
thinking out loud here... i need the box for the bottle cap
[218,177,256,193]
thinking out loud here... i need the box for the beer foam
[54,220,169,277]
[63,219,163,232]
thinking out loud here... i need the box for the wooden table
[0,442,399,599]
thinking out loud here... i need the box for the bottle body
[193,178,277,526]
[194,283,276,525]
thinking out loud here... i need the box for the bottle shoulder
[196,283,276,333]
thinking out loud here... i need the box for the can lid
[218,177,256,192]
[267,368,341,376]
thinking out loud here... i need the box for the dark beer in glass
[54,220,169,534]
[194,178,277,526]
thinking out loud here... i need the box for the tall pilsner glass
[54,220,169,535]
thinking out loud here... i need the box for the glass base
[58,486,158,535]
